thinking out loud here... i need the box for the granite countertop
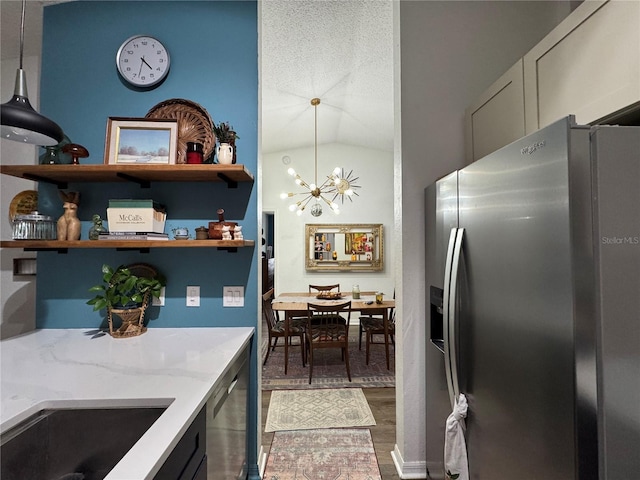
[1,327,254,479]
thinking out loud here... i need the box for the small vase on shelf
[217,143,233,164]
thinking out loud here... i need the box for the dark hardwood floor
[261,387,402,479]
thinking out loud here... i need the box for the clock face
[116,35,170,88]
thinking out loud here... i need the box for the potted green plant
[213,121,240,164]
[213,121,240,144]
[87,263,166,338]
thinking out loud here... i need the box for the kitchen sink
[1,406,166,480]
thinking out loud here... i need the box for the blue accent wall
[39,1,260,475]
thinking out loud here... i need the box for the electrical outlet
[152,286,166,306]
[186,285,200,307]
[223,286,244,307]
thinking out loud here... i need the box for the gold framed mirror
[305,224,384,272]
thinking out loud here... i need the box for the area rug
[263,428,382,480]
[265,388,376,432]
[261,330,395,390]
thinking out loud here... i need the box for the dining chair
[305,301,352,383]
[359,306,396,370]
[262,288,306,366]
[308,283,346,325]
[308,284,340,293]
[358,290,395,351]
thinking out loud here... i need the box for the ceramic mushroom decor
[62,143,89,165]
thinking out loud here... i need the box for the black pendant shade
[1,72,64,147]
[1,0,64,147]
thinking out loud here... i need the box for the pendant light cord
[314,101,318,186]
[19,0,25,69]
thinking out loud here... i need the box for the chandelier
[280,98,359,217]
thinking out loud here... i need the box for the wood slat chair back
[305,301,352,383]
[308,284,340,293]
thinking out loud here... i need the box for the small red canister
[186,142,204,164]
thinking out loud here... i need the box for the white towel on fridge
[444,393,469,480]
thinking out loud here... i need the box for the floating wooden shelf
[2,164,255,252]
[0,239,255,253]
[0,164,254,189]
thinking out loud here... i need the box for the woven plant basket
[108,298,148,338]
[146,99,215,164]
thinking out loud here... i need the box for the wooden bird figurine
[57,191,81,241]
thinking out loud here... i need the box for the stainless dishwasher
[205,346,249,479]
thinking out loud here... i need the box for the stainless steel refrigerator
[425,116,640,480]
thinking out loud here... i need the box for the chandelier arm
[318,177,335,190]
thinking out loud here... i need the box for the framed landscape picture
[105,117,178,164]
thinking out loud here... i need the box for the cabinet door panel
[465,60,525,163]
[524,0,640,133]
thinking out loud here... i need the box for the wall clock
[116,35,170,88]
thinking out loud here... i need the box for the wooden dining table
[271,292,395,374]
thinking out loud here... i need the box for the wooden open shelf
[0,239,255,252]
[0,164,254,189]
[1,163,255,252]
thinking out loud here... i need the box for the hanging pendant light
[1,0,64,146]
[280,98,360,216]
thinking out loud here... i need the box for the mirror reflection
[305,224,383,271]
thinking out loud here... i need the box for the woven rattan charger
[146,99,215,164]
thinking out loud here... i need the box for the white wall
[262,142,395,295]
[1,55,40,339]
[395,1,573,477]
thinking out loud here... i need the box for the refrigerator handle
[443,228,459,410]
[448,228,465,407]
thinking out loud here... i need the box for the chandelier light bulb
[296,209,303,216]
[345,189,354,196]
[289,204,297,211]
[295,178,302,185]
[280,192,289,199]
[333,167,341,175]
[309,183,317,190]
[287,167,296,176]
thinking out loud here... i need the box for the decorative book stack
[106,199,167,235]
[98,232,169,241]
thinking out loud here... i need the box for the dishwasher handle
[212,374,239,418]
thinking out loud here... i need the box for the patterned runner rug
[263,428,382,480]
[261,329,395,390]
[265,388,376,432]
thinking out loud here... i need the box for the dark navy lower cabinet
[155,406,207,480]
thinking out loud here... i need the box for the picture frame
[104,117,178,165]
[305,224,384,272]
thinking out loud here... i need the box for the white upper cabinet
[524,0,640,133]
[465,60,526,164]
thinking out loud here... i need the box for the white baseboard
[258,445,268,477]
[390,444,428,479]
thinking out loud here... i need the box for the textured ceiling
[261,0,394,154]
[2,0,394,154]
[0,1,65,61]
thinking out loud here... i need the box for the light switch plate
[152,286,166,306]
[187,285,200,307]
[223,286,244,307]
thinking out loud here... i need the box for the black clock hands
[141,57,153,69]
